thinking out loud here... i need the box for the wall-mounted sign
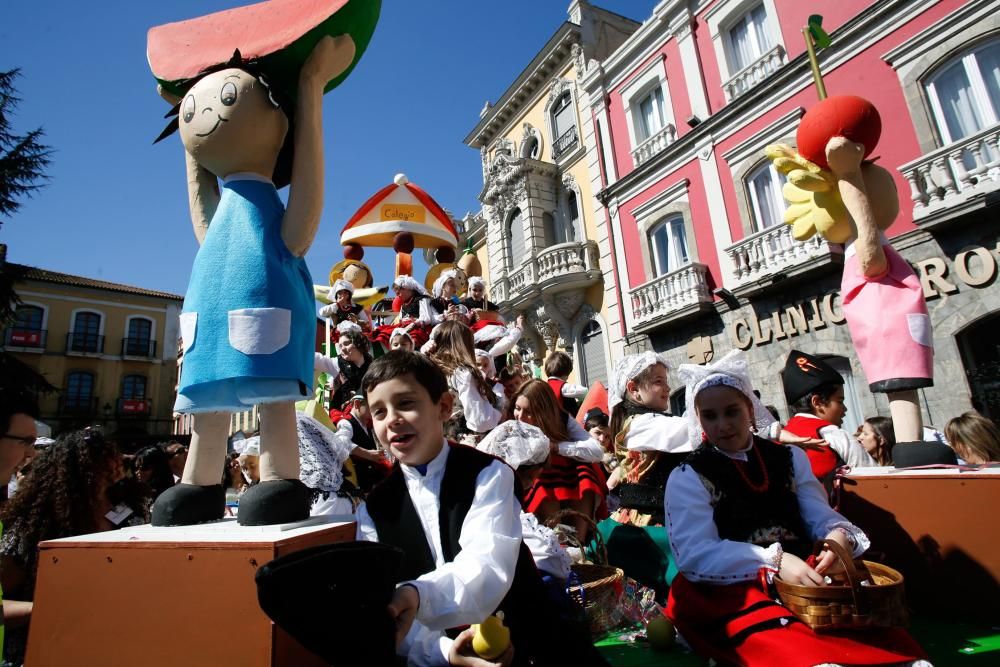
[729,293,845,350]
[916,243,999,299]
[380,203,425,223]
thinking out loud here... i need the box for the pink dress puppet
[768,95,932,444]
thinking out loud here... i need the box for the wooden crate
[26,517,356,667]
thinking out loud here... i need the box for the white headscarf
[432,269,460,298]
[389,325,414,344]
[296,413,351,493]
[336,320,363,336]
[476,420,549,469]
[467,276,486,291]
[677,350,777,449]
[475,348,496,376]
[327,279,355,301]
[608,351,670,412]
[393,274,428,296]
[236,435,260,457]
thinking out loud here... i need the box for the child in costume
[355,351,608,667]
[665,350,928,666]
[428,270,469,325]
[294,412,356,516]
[318,279,372,332]
[152,37,358,526]
[544,351,589,416]
[389,326,415,352]
[427,321,502,444]
[782,350,876,486]
[314,321,372,411]
[370,275,432,350]
[510,379,605,543]
[475,349,507,406]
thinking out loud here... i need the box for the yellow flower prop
[765,144,852,244]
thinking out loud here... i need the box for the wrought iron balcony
[899,123,1000,225]
[66,332,104,354]
[58,395,99,416]
[631,123,677,167]
[725,224,842,295]
[4,327,46,349]
[723,44,786,101]
[121,337,157,358]
[629,263,712,331]
[552,125,579,159]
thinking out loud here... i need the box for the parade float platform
[26,516,355,667]
[838,465,1000,620]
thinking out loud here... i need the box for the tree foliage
[0,68,52,228]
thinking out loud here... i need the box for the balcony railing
[66,332,104,354]
[630,262,712,330]
[58,395,99,416]
[632,123,677,167]
[535,241,600,284]
[121,337,157,358]
[117,397,152,417]
[4,327,46,348]
[723,44,786,101]
[495,241,601,306]
[552,125,579,159]
[899,123,1000,222]
[726,224,842,290]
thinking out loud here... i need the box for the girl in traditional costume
[368,275,432,350]
[664,350,928,666]
[318,279,371,332]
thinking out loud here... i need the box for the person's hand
[448,628,514,667]
[778,552,826,586]
[387,584,420,649]
[300,34,356,87]
[814,531,852,576]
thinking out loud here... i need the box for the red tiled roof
[9,263,184,301]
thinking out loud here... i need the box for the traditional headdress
[431,269,460,298]
[475,420,549,469]
[327,279,355,301]
[389,324,414,344]
[237,435,260,457]
[392,274,428,296]
[336,320,363,336]
[295,414,351,494]
[781,349,844,405]
[475,348,496,377]
[467,276,486,291]
[677,350,777,449]
[608,351,670,412]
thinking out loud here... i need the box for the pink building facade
[580,0,1000,428]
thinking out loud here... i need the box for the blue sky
[1,1,658,296]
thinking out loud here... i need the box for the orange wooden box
[26,518,356,667]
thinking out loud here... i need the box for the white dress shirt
[449,366,502,433]
[626,412,691,453]
[356,442,522,666]
[665,441,870,584]
[557,417,605,462]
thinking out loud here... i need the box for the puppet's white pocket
[228,308,291,355]
[907,313,932,347]
[179,312,198,353]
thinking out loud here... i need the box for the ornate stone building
[461,0,639,384]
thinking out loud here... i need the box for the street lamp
[102,402,112,424]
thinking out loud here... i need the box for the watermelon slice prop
[147,0,381,100]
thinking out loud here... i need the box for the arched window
[507,208,526,270]
[648,215,689,276]
[550,92,578,158]
[925,39,1000,145]
[14,305,43,330]
[745,161,787,232]
[122,374,147,400]
[578,320,607,386]
[65,371,95,409]
[125,317,154,356]
[70,311,103,353]
[7,304,46,347]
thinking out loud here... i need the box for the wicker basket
[775,540,908,632]
[567,562,625,637]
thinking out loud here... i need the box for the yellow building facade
[2,262,182,445]
[460,1,639,385]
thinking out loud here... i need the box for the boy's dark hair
[791,383,841,415]
[584,408,609,431]
[544,351,573,379]
[362,350,449,403]
[339,330,372,359]
[1,389,40,436]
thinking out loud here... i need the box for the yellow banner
[380,203,425,223]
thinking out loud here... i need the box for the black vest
[365,444,605,667]
[333,303,364,325]
[460,297,500,311]
[428,297,451,315]
[400,295,426,319]
[330,358,370,411]
[681,436,811,558]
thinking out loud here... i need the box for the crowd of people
[2,275,999,667]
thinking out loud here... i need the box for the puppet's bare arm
[825,137,887,278]
[283,35,356,257]
[158,85,219,244]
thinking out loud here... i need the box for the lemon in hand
[472,613,511,660]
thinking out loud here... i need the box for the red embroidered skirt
[368,320,429,349]
[666,574,925,666]
[525,453,606,512]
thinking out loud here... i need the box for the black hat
[255,541,403,667]
[782,350,844,404]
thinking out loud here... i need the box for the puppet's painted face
[179,68,288,180]
[451,267,468,296]
[342,263,372,289]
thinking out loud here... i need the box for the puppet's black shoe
[152,484,225,526]
[238,479,312,526]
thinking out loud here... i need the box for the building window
[125,317,154,356]
[727,4,774,73]
[14,305,43,330]
[649,215,690,276]
[70,311,103,353]
[65,371,95,409]
[122,374,147,399]
[544,211,575,246]
[578,320,607,386]
[746,161,787,232]
[551,92,578,158]
[926,39,1000,147]
[507,208,526,270]
[6,305,46,348]
[635,86,667,144]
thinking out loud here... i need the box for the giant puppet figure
[148,0,380,525]
[767,97,932,446]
